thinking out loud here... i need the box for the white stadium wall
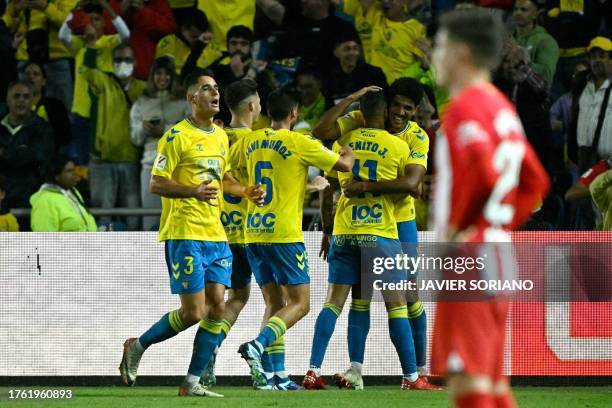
[1,232,610,377]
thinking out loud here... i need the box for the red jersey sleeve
[579,160,612,188]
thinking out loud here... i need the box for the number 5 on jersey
[255,161,273,205]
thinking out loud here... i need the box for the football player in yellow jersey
[304,90,434,391]
[232,89,354,389]
[313,78,440,387]
[119,74,265,398]
[198,79,261,388]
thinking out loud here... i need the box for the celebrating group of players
[118,8,550,408]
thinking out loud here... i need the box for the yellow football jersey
[341,0,425,84]
[336,111,429,222]
[152,119,230,242]
[197,0,255,51]
[155,34,223,75]
[394,121,428,222]
[222,126,251,244]
[230,128,340,243]
[331,128,411,239]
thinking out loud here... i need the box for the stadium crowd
[0,0,610,232]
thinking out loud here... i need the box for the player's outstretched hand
[306,176,330,193]
[341,179,366,198]
[193,179,219,205]
[349,85,383,102]
[319,233,330,261]
[245,183,266,207]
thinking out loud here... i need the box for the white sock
[404,372,419,382]
[417,366,427,375]
[310,366,322,377]
[276,370,288,380]
[350,361,363,374]
[184,374,200,386]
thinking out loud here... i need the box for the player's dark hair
[267,89,299,121]
[224,78,258,112]
[227,25,253,44]
[184,68,215,96]
[181,9,209,32]
[360,89,387,122]
[43,154,73,184]
[439,8,503,70]
[388,77,424,106]
[0,174,6,192]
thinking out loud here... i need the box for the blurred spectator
[257,0,358,73]
[22,61,71,149]
[565,158,612,230]
[543,0,611,99]
[566,158,612,203]
[549,61,588,165]
[296,65,325,129]
[575,37,612,173]
[210,25,255,88]
[107,0,176,80]
[401,23,449,113]
[0,81,54,210]
[80,43,146,230]
[208,25,276,124]
[496,40,557,172]
[30,154,97,231]
[130,57,189,231]
[0,175,19,231]
[197,0,254,52]
[512,0,559,83]
[59,0,130,164]
[324,33,387,107]
[3,0,78,110]
[590,169,612,230]
[155,8,222,76]
[337,0,426,84]
[0,20,18,106]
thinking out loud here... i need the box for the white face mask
[113,62,134,79]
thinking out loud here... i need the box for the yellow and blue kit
[328,127,410,285]
[223,126,252,289]
[152,119,232,293]
[230,127,340,286]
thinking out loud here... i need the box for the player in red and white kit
[430,9,550,408]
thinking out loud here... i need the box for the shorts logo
[334,235,346,246]
[155,154,167,170]
[296,252,307,270]
[182,281,189,289]
[171,262,180,279]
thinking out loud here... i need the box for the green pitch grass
[6,386,611,407]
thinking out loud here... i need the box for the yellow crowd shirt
[222,126,252,244]
[230,128,340,244]
[197,0,255,51]
[331,127,411,239]
[152,119,230,242]
[155,34,223,74]
[336,110,428,221]
[69,35,119,118]
[341,0,425,84]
